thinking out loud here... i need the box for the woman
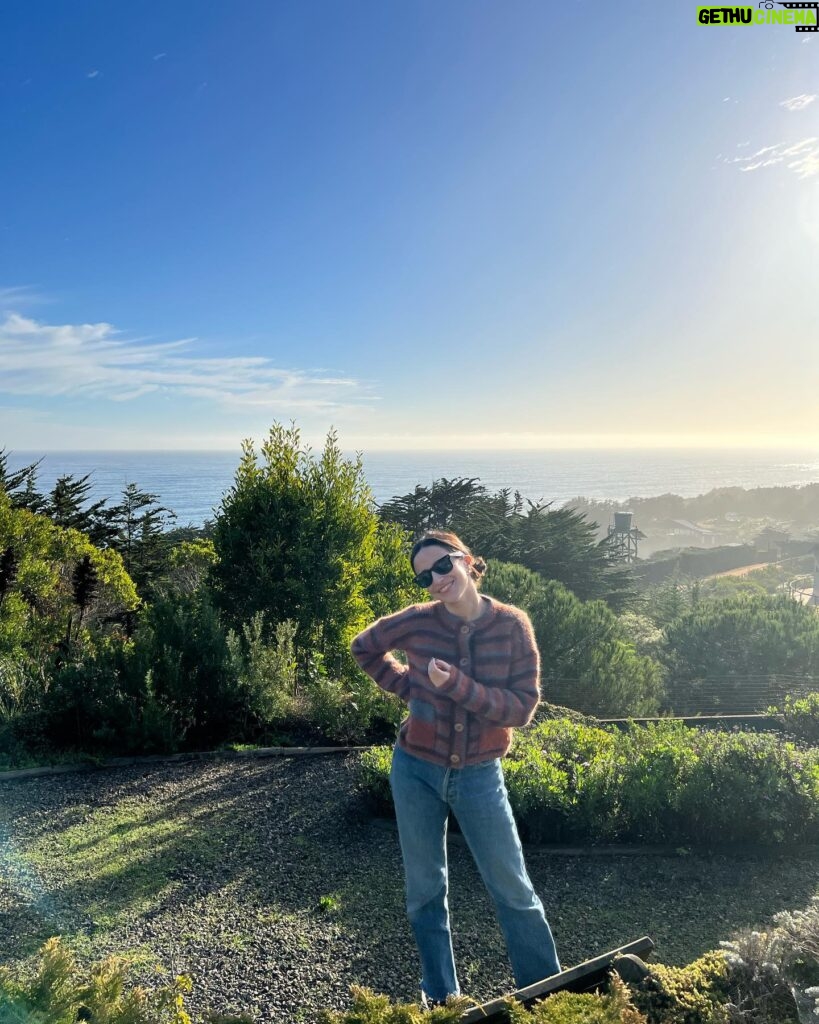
[351,530,561,1006]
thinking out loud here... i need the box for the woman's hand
[427,657,451,687]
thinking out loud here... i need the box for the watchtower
[607,510,642,563]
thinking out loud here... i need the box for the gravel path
[1,754,818,1023]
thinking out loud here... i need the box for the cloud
[0,286,50,311]
[781,94,817,111]
[87,70,100,79]
[0,313,376,413]
[153,52,167,61]
[721,137,819,179]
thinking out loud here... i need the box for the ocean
[4,448,819,528]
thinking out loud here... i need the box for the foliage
[629,952,731,1024]
[225,614,298,730]
[379,476,637,611]
[662,593,819,714]
[357,745,395,814]
[162,538,218,596]
[358,719,819,847]
[0,491,138,672]
[318,978,646,1023]
[132,590,241,748]
[523,975,646,1022]
[45,473,118,546]
[718,930,803,1024]
[0,937,192,1024]
[317,986,466,1022]
[0,447,45,512]
[211,424,386,673]
[317,983,647,1024]
[483,561,664,716]
[766,692,819,746]
[109,484,177,596]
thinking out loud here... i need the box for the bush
[0,936,192,1024]
[767,691,819,746]
[211,424,406,675]
[317,976,646,1022]
[662,594,819,715]
[482,562,664,717]
[225,614,299,731]
[358,720,819,847]
[629,951,731,1024]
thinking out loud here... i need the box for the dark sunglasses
[413,551,465,588]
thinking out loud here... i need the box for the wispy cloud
[721,137,819,179]
[86,70,100,79]
[781,94,817,111]
[153,52,167,61]
[0,313,375,412]
[0,286,51,311]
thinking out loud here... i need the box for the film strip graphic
[774,1,819,31]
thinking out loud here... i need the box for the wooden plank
[459,936,655,1023]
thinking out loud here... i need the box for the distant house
[668,519,720,547]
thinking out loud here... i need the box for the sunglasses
[413,551,465,588]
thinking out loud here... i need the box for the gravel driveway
[1,754,817,1023]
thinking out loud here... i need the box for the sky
[1,0,818,452]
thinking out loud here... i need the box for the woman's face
[412,544,474,605]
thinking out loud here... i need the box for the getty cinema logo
[697,2,819,30]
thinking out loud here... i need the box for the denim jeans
[389,744,561,1003]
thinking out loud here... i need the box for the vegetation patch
[359,719,819,847]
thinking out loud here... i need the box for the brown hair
[410,530,487,585]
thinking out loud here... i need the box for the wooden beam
[459,936,655,1024]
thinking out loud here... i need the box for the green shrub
[211,425,382,674]
[357,720,819,847]
[317,985,469,1022]
[318,977,646,1023]
[225,614,298,730]
[767,692,819,746]
[672,729,819,846]
[0,936,192,1024]
[628,951,731,1024]
[357,745,394,815]
[482,564,664,717]
[524,975,647,1022]
[132,590,242,749]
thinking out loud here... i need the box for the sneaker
[420,990,447,1010]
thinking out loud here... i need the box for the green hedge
[767,692,819,747]
[358,720,819,846]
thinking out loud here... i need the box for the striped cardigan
[351,595,540,767]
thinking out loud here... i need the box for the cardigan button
[454,723,464,733]
[460,625,469,634]
[459,657,469,666]
[450,754,460,765]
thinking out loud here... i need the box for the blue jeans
[389,745,561,1003]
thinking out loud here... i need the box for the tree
[0,448,44,511]
[0,490,138,668]
[482,559,663,716]
[662,592,819,714]
[211,423,415,673]
[107,483,177,594]
[67,554,99,647]
[45,474,117,545]
[379,476,637,610]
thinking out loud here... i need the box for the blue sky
[1,1,818,451]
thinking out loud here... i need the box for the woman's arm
[431,614,540,726]
[350,606,418,702]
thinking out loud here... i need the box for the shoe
[420,990,447,1009]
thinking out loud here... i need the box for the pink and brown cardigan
[351,596,541,768]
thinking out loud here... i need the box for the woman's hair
[410,530,487,585]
